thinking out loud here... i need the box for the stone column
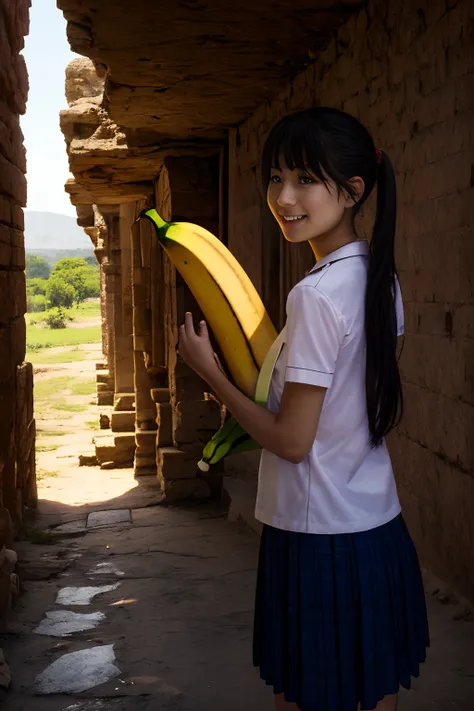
[130,211,158,475]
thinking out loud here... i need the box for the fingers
[199,320,209,338]
[184,311,195,338]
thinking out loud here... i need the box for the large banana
[142,209,277,388]
[140,208,282,469]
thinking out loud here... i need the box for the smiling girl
[177,107,429,711]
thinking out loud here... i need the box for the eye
[298,175,315,185]
[269,175,281,184]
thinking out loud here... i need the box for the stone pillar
[130,211,158,475]
[114,204,135,397]
[93,207,136,468]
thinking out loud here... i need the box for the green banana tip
[140,209,170,238]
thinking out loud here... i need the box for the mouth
[280,215,307,224]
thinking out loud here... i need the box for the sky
[20,0,79,217]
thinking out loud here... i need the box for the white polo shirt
[255,240,404,535]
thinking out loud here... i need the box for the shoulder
[286,278,346,334]
[298,257,367,320]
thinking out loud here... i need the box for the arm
[178,314,326,464]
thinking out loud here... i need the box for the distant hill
[24,211,92,250]
[26,248,97,267]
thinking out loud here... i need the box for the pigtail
[365,151,403,447]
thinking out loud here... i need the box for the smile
[281,215,306,222]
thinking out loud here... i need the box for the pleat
[253,515,429,711]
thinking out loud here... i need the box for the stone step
[111,411,135,432]
[95,362,107,370]
[96,369,112,385]
[114,393,135,411]
[98,392,114,406]
[94,432,135,466]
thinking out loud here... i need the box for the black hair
[261,107,402,447]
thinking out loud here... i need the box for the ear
[343,176,365,207]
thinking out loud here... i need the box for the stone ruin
[0,0,473,621]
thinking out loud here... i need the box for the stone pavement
[0,474,473,710]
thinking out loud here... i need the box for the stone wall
[0,0,32,615]
[0,0,35,526]
[227,0,474,599]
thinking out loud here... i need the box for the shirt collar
[307,240,369,275]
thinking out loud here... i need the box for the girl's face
[267,160,350,244]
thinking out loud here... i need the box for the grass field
[26,300,101,356]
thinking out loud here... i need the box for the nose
[276,182,297,207]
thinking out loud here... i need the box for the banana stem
[142,209,170,239]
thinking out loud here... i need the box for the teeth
[283,215,305,222]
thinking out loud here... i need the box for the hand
[177,313,225,383]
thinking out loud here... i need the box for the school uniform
[253,240,429,711]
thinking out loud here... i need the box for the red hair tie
[375,149,383,164]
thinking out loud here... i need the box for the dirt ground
[0,344,473,710]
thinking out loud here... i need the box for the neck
[309,219,358,262]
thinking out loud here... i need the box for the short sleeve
[284,285,345,389]
[395,276,404,336]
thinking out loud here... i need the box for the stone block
[162,478,211,503]
[157,447,198,481]
[114,393,135,411]
[173,399,222,446]
[96,369,111,385]
[111,410,135,432]
[150,388,170,404]
[156,402,173,447]
[114,432,135,449]
[135,430,156,455]
[97,382,113,393]
[97,392,114,406]
[94,433,135,466]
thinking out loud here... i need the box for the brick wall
[0,0,35,537]
[228,0,474,599]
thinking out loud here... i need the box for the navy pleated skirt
[253,514,429,711]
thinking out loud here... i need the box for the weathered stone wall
[228,0,474,599]
[0,0,32,618]
[0,0,35,541]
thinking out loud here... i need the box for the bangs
[262,114,331,187]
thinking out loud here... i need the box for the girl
[177,107,429,711]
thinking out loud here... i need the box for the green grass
[85,419,98,429]
[36,428,67,437]
[36,444,60,452]
[26,300,101,354]
[27,300,100,326]
[34,376,96,401]
[55,401,88,413]
[37,469,59,481]
[28,348,86,365]
[27,325,101,352]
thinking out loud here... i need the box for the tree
[51,257,100,303]
[46,274,76,308]
[26,277,48,296]
[26,254,51,279]
[52,257,90,272]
